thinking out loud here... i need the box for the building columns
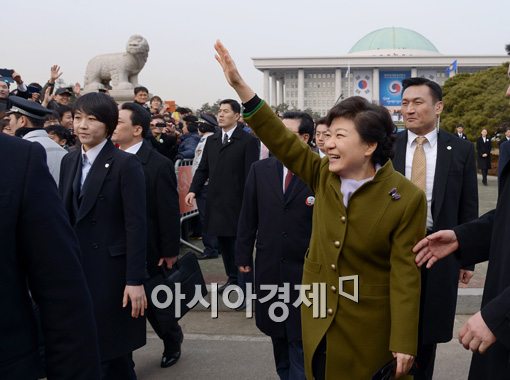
[372,68,380,104]
[277,79,284,105]
[263,70,270,101]
[297,69,304,110]
[335,68,342,104]
[270,75,277,107]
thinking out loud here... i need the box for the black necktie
[222,133,228,146]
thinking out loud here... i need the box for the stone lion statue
[84,35,149,91]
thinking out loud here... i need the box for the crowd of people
[1,41,510,380]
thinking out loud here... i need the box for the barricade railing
[175,159,203,254]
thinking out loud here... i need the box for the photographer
[148,114,178,162]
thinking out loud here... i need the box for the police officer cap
[199,112,218,128]
[7,96,53,120]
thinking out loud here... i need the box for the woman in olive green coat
[214,41,426,380]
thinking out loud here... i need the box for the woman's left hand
[392,352,414,378]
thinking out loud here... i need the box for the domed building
[252,27,508,115]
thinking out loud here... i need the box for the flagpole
[346,62,351,98]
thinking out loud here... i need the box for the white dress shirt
[81,139,108,188]
[123,141,143,155]
[319,150,326,158]
[222,126,237,144]
[405,129,438,229]
[282,166,291,193]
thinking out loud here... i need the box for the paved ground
[132,174,497,379]
[134,313,474,379]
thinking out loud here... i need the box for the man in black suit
[413,51,510,380]
[236,111,315,380]
[0,133,101,379]
[59,93,147,379]
[185,99,259,291]
[113,102,183,369]
[476,128,492,185]
[455,124,468,140]
[393,77,478,380]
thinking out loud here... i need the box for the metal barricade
[175,159,203,254]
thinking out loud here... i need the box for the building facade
[253,27,509,115]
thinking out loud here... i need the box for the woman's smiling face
[325,117,376,179]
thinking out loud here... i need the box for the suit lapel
[220,125,242,151]
[431,131,452,221]
[270,159,285,202]
[61,151,81,222]
[77,140,115,223]
[285,174,306,204]
[392,131,407,175]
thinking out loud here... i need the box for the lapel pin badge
[305,196,315,206]
[447,146,452,150]
[389,187,401,201]
[105,163,110,168]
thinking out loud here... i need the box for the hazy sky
[4,0,510,108]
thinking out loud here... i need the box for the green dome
[348,27,439,54]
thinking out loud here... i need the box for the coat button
[334,240,340,248]
[341,216,346,223]
[327,308,333,316]
[92,243,99,249]
[282,232,288,238]
[91,220,97,225]
[331,264,336,270]
[331,286,337,293]
[98,194,105,200]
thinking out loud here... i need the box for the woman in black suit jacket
[59,93,147,378]
[476,128,492,185]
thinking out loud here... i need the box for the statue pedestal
[81,88,136,104]
[108,89,135,103]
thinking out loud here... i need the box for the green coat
[244,102,426,379]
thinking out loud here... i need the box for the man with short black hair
[133,86,151,113]
[56,104,74,131]
[186,99,259,291]
[314,117,330,158]
[413,51,510,380]
[393,77,478,380]
[113,102,183,369]
[456,124,468,139]
[6,96,67,184]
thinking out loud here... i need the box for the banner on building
[379,71,411,107]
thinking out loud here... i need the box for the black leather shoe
[161,351,181,368]
[218,280,238,293]
[197,253,219,260]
